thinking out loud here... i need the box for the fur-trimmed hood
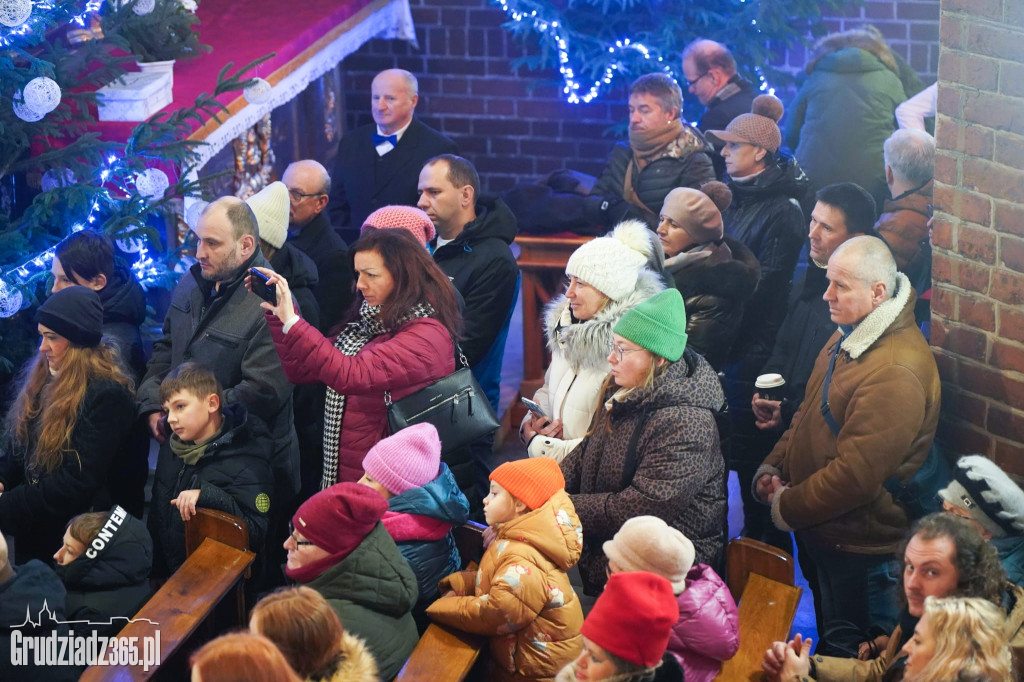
[319,631,379,682]
[665,236,760,304]
[841,271,912,359]
[543,268,665,372]
[807,27,899,76]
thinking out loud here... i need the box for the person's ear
[75,270,107,291]
[514,498,528,514]
[206,392,221,415]
[314,194,329,213]
[871,281,887,307]
[885,165,895,187]
[461,185,475,209]
[409,92,419,110]
[240,234,256,256]
[754,146,768,163]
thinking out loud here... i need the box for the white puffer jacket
[521,268,664,462]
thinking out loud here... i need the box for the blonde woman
[902,596,1012,682]
[521,220,663,463]
[0,287,135,564]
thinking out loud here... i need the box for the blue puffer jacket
[383,464,470,603]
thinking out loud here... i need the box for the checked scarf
[321,300,435,489]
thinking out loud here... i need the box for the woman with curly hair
[250,586,378,682]
[902,596,1012,682]
[0,287,135,564]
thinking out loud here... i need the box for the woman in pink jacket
[604,516,739,682]
[254,227,461,487]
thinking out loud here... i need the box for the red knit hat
[581,571,680,667]
[361,205,436,247]
[286,482,388,583]
[489,457,564,510]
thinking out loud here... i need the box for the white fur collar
[840,271,912,359]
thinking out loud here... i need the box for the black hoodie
[58,505,153,638]
[0,560,79,681]
[98,264,148,382]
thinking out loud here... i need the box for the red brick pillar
[931,0,1024,471]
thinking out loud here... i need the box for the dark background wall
[334,0,940,193]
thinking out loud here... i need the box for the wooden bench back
[79,538,255,681]
[184,507,250,556]
[453,521,487,569]
[713,573,802,682]
[725,536,795,603]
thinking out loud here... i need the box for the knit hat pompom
[362,205,436,247]
[613,288,688,362]
[565,220,652,301]
[245,181,290,249]
[489,457,565,510]
[700,181,733,213]
[581,571,680,667]
[751,94,784,123]
[603,516,695,594]
[361,423,441,495]
[938,455,1024,539]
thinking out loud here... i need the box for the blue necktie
[372,133,398,147]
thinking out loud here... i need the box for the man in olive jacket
[137,197,299,499]
[754,235,940,655]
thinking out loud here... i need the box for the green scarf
[169,423,224,466]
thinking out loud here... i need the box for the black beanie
[36,287,104,347]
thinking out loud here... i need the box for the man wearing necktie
[329,69,457,243]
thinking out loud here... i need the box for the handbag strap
[620,406,652,489]
[819,335,845,437]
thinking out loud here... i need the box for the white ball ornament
[41,168,76,192]
[243,78,272,104]
[132,0,155,15]
[22,76,61,114]
[117,236,146,253]
[185,200,208,228]
[135,168,170,199]
[180,0,197,11]
[0,280,24,318]
[13,100,44,122]
[0,0,32,28]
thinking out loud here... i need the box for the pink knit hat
[361,423,442,495]
[361,205,436,247]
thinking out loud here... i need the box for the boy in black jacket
[149,363,274,576]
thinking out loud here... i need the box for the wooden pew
[714,573,802,682]
[184,507,252,625]
[725,536,795,602]
[452,520,487,569]
[79,538,255,682]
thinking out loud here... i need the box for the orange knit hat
[489,457,565,510]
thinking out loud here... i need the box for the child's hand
[171,489,201,521]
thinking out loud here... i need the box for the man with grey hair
[329,68,457,241]
[682,38,756,176]
[138,196,300,515]
[588,72,715,228]
[753,234,941,655]
[876,128,935,327]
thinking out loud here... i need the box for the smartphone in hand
[520,396,548,420]
[249,267,277,304]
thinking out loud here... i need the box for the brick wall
[338,0,939,193]
[930,0,1024,472]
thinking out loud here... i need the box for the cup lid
[755,373,785,388]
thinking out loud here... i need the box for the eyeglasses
[287,188,324,203]
[607,341,643,362]
[287,522,315,547]
[684,72,710,89]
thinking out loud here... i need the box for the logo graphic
[10,601,162,671]
[255,492,271,513]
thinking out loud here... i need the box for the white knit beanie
[245,181,289,249]
[939,455,1024,539]
[603,516,695,594]
[565,220,652,301]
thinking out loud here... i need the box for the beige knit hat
[245,181,289,249]
[706,94,785,154]
[660,188,724,244]
[603,516,695,594]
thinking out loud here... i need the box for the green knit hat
[613,289,688,362]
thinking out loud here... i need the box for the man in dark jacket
[284,160,352,333]
[56,505,153,637]
[329,69,457,243]
[137,197,299,560]
[418,154,519,505]
[681,39,758,177]
[589,73,716,230]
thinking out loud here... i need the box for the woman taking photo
[256,227,461,487]
[521,220,663,462]
[560,288,727,595]
[0,287,135,564]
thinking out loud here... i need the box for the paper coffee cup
[755,373,786,402]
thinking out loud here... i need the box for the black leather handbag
[385,347,501,454]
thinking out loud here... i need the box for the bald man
[284,160,352,331]
[754,235,940,654]
[329,68,457,241]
